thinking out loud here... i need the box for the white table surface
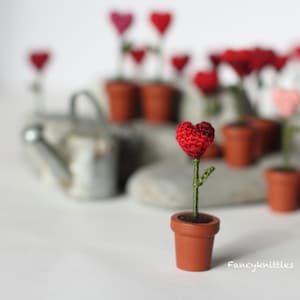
[1,94,300,300]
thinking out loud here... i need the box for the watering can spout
[23,123,72,185]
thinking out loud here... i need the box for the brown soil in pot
[105,81,137,123]
[222,123,255,168]
[140,83,175,124]
[265,168,300,212]
[171,212,220,272]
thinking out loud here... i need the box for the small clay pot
[140,83,175,124]
[222,124,255,168]
[202,143,222,160]
[265,168,300,212]
[244,115,280,158]
[170,212,220,272]
[105,81,137,123]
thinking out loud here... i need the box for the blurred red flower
[150,11,172,36]
[272,54,288,71]
[193,70,219,95]
[220,49,252,77]
[170,55,190,72]
[29,51,50,72]
[130,47,147,64]
[110,11,133,35]
[250,47,275,72]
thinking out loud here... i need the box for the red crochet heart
[176,121,215,159]
[110,11,133,35]
[150,12,172,35]
[30,52,50,71]
[130,48,146,64]
[171,55,190,72]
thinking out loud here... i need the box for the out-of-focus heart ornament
[170,55,190,72]
[30,51,50,72]
[272,88,300,117]
[150,12,172,36]
[110,11,133,35]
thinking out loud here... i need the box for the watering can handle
[69,90,110,137]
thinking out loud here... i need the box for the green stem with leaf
[192,159,215,218]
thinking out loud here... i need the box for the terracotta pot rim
[222,124,255,138]
[140,82,175,90]
[265,167,300,178]
[171,212,220,237]
[105,80,137,88]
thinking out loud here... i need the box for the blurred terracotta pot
[244,115,280,158]
[202,143,222,160]
[265,168,300,212]
[105,81,137,123]
[140,83,175,124]
[170,212,220,272]
[222,124,255,168]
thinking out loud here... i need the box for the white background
[2,0,300,108]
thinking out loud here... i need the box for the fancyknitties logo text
[227,260,294,272]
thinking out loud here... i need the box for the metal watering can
[23,90,118,199]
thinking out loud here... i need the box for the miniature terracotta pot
[222,124,255,168]
[244,116,280,158]
[140,83,175,124]
[170,212,220,272]
[264,168,300,212]
[105,81,137,123]
[202,143,222,160]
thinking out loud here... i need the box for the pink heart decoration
[272,88,300,117]
[110,11,133,35]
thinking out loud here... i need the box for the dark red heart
[272,54,288,71]
[30,52,50,71]
[150,12,172,35]
[130,48,147,64]
[110,11,133,35]
[176,121,215,159]
[171,55,190,72]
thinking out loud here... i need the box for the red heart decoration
[272,54,288,71]
[170,55,190,72]
[193,70,219,95]
[150,12,172,36]
[110,11,133,35]
[30,51,50,71]
[176,121,215,159]
[130,48,147,64]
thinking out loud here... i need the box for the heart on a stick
[110,11,133,35]
[176,121,215,159]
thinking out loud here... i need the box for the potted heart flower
[140,11,175,124]
[265,88,300,212]
[171,121,220,271]
[28,50,51,115]
[192,69,222,159]
[243,47,281,159]
[105,10,137,123]
[220,49,256,167]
